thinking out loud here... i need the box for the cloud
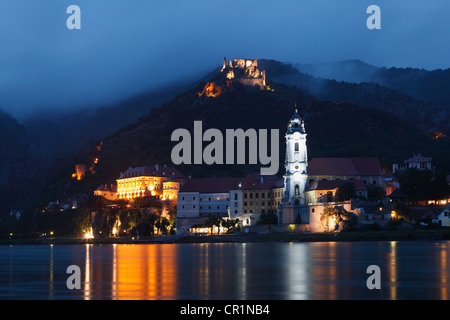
[0,0,449,119]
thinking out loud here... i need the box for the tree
[367,184,386,200]
[257,212,278,225]
[392,202,410,220]
[222,218,241,233]
[335,182,356,202]
[87,195,108,210]
[204,216,224,234]
[397,168,444,204]
[320,206,341,232]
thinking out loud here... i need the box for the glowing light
[112,227,117,236]
[84,228,94,239]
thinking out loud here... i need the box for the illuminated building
[116,164,184,200]
[234,173,284,228]
[176,177,243,235]
[304,180,368,204]
[94,184,118,200]
[307,157,384,187]
[72,164,86,180]
[392,153,433,172]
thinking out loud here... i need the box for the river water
[0,241,449,300]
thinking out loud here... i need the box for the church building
[279,109,309,224]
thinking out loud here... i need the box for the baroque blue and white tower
[283,109,308,205]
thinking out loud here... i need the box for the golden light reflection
[84,244,92,300]
[439,243,448,300]
[113,244,177,300]
[388,241,397,300]
[308,242,339,299]
[327,242,337,299]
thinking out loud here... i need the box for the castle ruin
[221,57,266,88]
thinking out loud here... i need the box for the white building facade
[283,109,308,206]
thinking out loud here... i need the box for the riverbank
[2,229,450,245]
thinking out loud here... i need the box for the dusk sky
[1,0,449,118]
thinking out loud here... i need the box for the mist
[1,0,449,119]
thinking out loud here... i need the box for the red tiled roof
[179,177,242,193]
[305,180,367,192]
[308,158,382,176]
[241,173,282,190]
[118,165,185,179]
[95,184,117,192]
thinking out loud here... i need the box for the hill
[0,110,44,214]
[36,76,450,207]
[259,60,450,136]
[23,80,196,160]
[296,59,450,110]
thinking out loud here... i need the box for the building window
[250,193,253,199]
[244,202,247,206]
[261,209,265,214]
[193,197,196,200]
[262,202,265,206]
[182,205,185,209]
[182,197,185,200]
[312,208,315,213]
[244,193,247,199]
[235,193,238,200]
[295,142,299,152]
[255,193,259,199]
[235,210,238,214]
[262,193,265,198]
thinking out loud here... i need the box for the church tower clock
[283,108,308,205]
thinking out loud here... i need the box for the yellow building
[94,184,118,200]
[116,164,185,200]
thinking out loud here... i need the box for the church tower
[283,108,308,205]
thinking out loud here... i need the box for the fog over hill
[2,58,450,213]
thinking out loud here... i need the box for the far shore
[2,229,450,245]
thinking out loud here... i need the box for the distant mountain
[37,73,450,207]
[259,60,450,135]
[0,110,43,214]
[23,80,197,160]
[8,58,450,211]
[295,60,450,109]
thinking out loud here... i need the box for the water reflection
[84,244,91,300]
[388,241,397,300]
[439,242,448,300]
[2,241,450,299]
[49,244,54,299]
[285,242,310,299]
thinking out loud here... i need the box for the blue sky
[0,0,449,118]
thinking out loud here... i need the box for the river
[0,241,449,300]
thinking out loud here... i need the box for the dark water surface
[0,241,449,300]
